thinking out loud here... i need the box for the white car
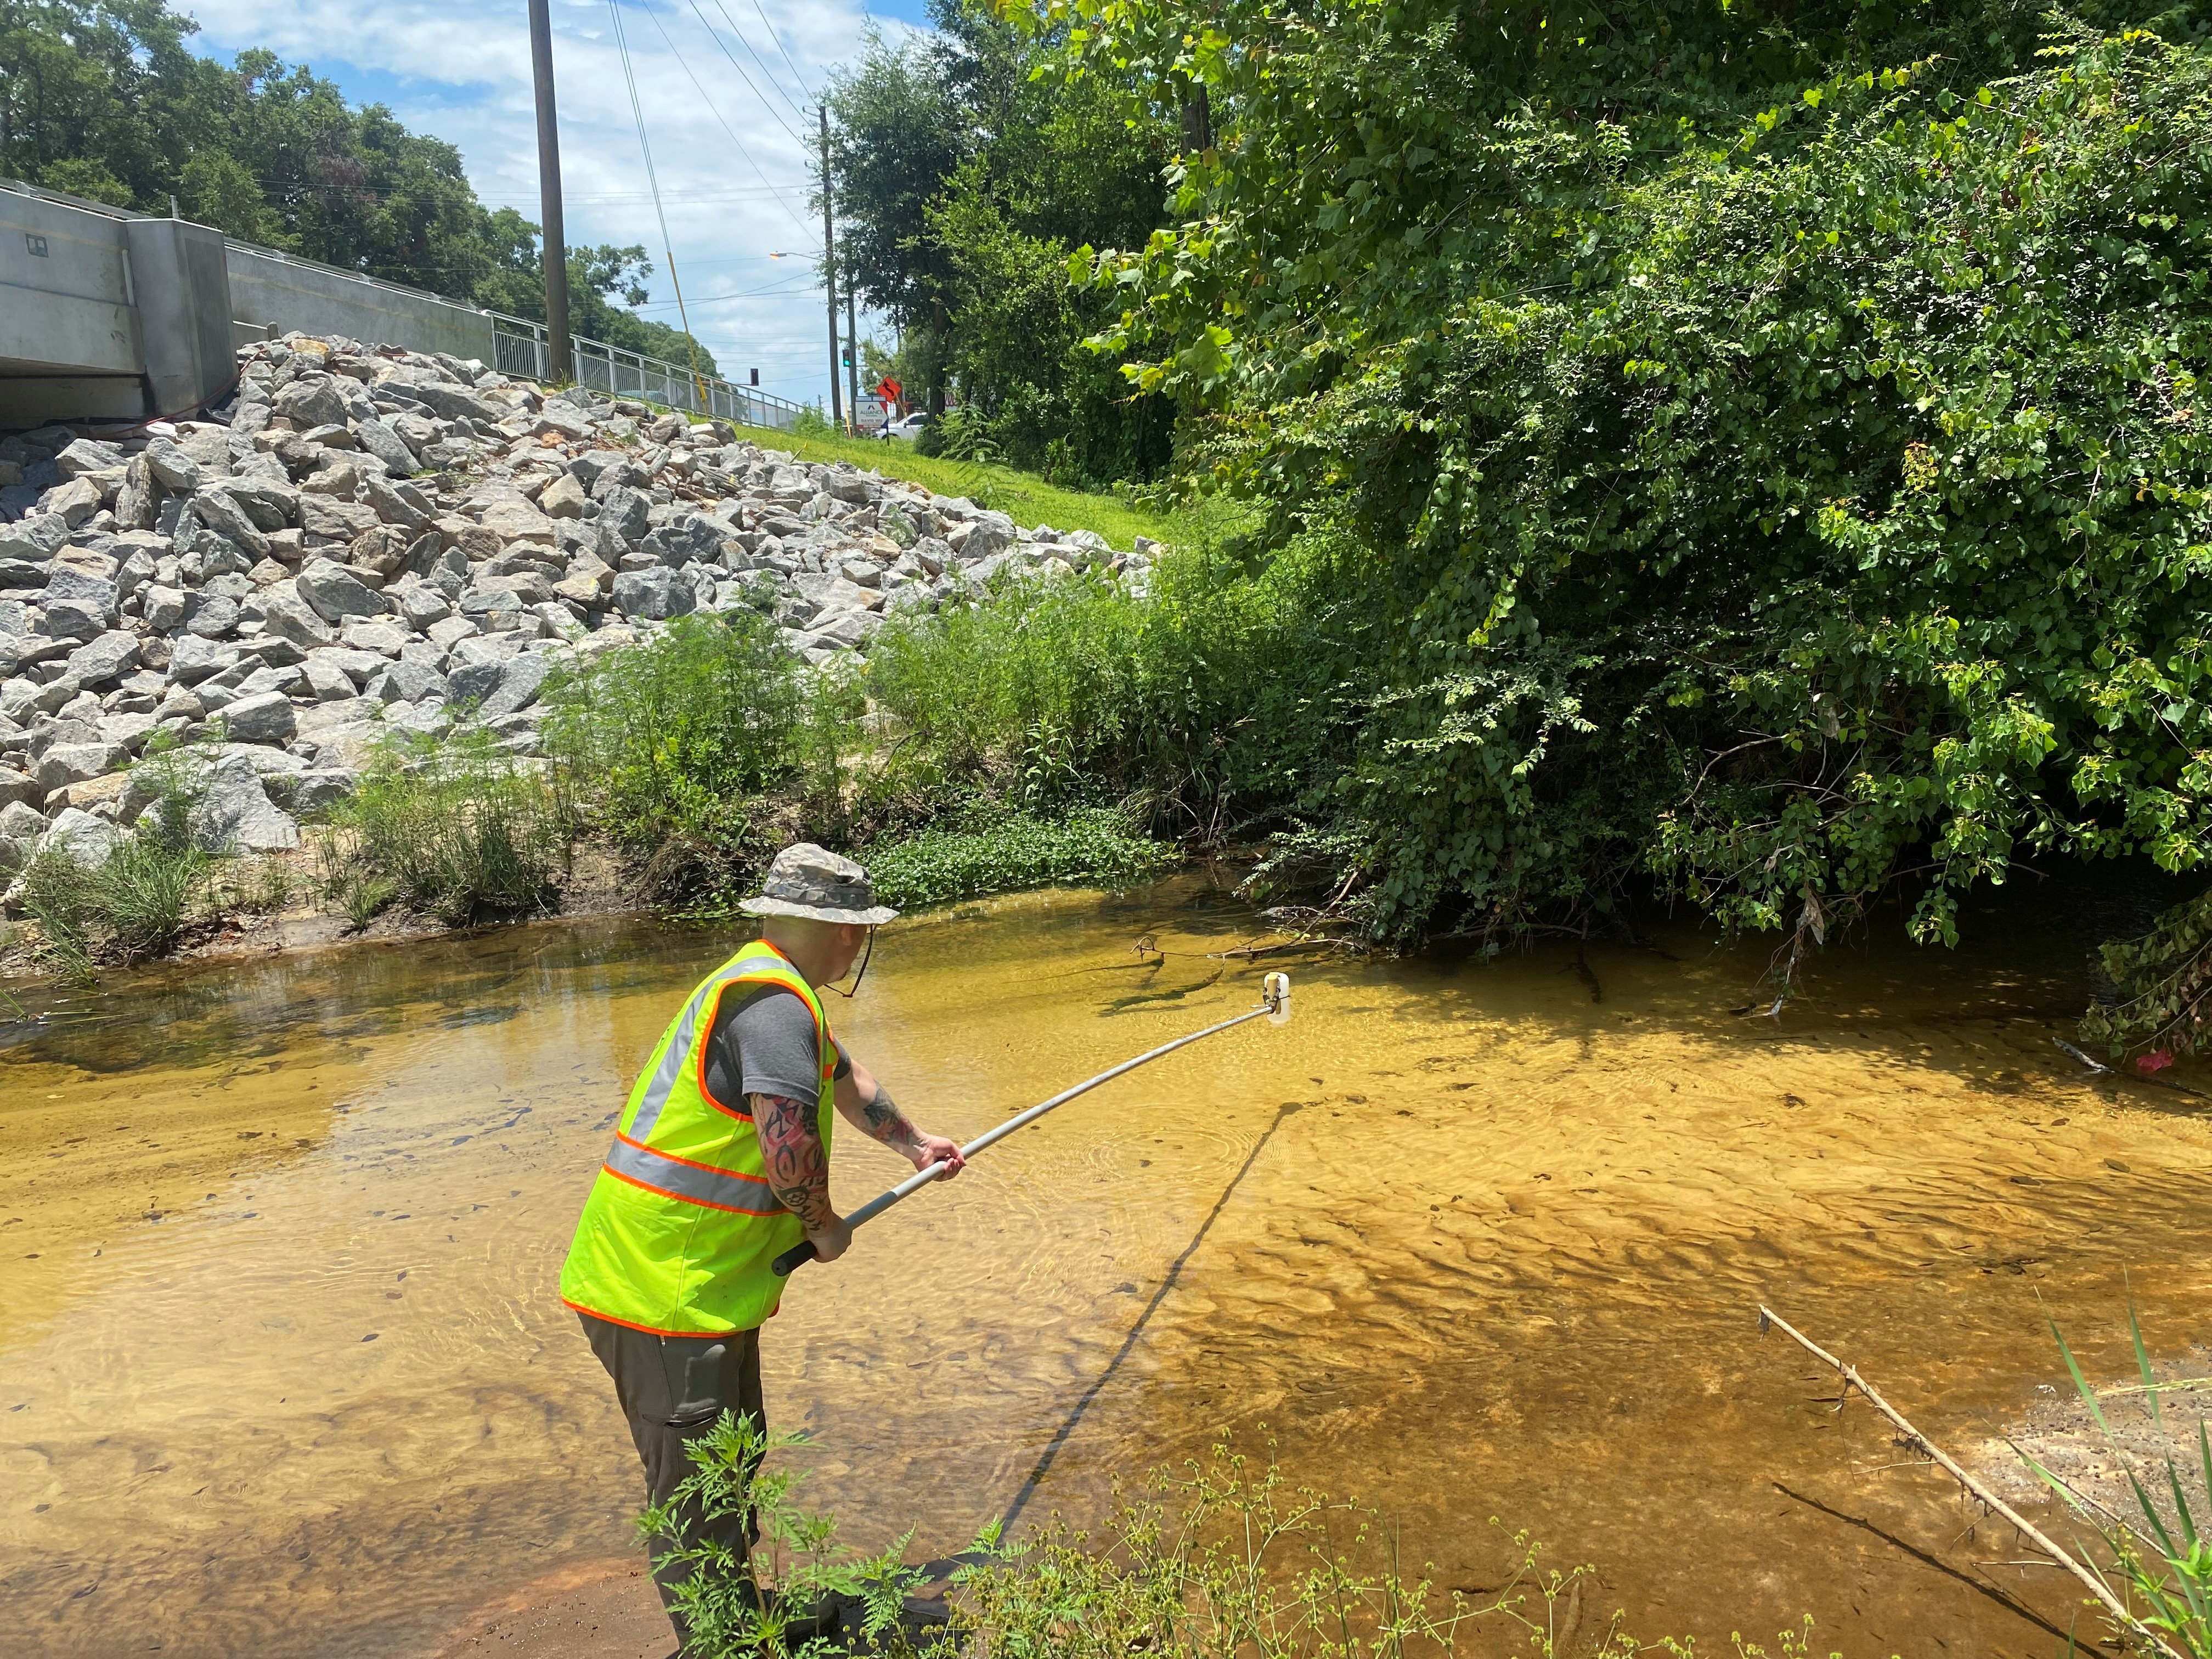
[881,411,928,441]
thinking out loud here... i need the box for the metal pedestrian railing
[486,312,811,432]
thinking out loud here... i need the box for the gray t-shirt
[701,983,849,1113]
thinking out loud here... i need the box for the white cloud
[181,0,919,404]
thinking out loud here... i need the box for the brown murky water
[5,874,2211,1658]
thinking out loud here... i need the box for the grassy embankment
[724,421,1168,552]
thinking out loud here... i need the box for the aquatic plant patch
[865,809,1176,909]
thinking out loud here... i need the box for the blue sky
[179,0,933,404]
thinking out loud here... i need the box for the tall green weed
[542,611,851,905]
[646,1420,1844,1659]
[2022,1311,2212,1657]
[320,724,572,927]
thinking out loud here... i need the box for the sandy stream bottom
[2,876,2209,1658]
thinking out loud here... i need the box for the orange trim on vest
[613,1128,772,1187]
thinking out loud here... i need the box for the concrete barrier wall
[4,180,507,430]
[0,189,148,423]
[224,245,496,363]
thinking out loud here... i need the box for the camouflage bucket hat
[740,843,899,926]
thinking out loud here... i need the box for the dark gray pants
[579,1313,765,1644]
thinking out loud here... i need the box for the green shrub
[640,1412,934,1659]
[867,807,1175,909]
[323,724,572,927]
[860,540,1361,847]
[543,611,851,904]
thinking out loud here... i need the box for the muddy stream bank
[4,874,2210,1657]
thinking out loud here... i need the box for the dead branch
[1754,1304,2172,1656]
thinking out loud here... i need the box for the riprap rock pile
[0,332,1154,888]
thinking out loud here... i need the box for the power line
[606,0,709,402]
[704,0,814,131]
[681,0,805,148]
[630,278,816,309]
[748,0,815,104]
[634,0,812,229]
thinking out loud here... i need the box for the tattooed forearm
[752,1092,836,1230]
[860,1082,923,1155]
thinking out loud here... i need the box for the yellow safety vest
[560,940,837,1335]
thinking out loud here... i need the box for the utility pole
[846,284,861,432]
[528,0,571,385]
[818,105,843,428]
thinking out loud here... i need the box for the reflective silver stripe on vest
[605,1135,783,1215]
[626,950,791,1143]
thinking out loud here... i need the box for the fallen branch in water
[2053,1037,2212,1102]
[1207,938,1359,961]
[1754,1303,2173,1656]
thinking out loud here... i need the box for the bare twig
[1755,1304,2174,1656]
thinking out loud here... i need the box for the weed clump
[12,742,222,980]
[542,611,850,906]
[319,724,572,928]
[646,1421,1663,1659]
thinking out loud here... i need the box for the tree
[825,0,1177,482]
[1021,0,2212,955]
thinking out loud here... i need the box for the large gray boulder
[296,559,385,623]
[54,437,127,480]
[142,437,201,492]
[403,380,504,425]
[595,484,652,544]
[373,659,449,705]
[273,374,352,429]
[65,630,139,688]
[35,742,125,795]
[478,651,552,718]
[0,512,69,561]
[257,585,336,647]
[35,807,120,870]
[188,754,300,852]
[167,635,241,685]
[219,689,298,746]
[611,566,693,621]
[300,495,381,543]
[277,769,359,817]
[42,555,119,637]
[182,592,241,639]
[960,511,1015,562]
[190,487,272,557]
[643,514,730,569]
[353,417,419,476]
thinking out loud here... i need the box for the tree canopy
[825,0,1177,482]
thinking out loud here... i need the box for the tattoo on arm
[752,1093,836,1229]
[860,1082,923,1156]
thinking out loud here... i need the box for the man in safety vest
[560,843,964,1647]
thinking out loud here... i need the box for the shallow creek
[4,875,2211,1658]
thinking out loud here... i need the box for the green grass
[717,419,1178,551]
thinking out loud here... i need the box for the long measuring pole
[774,974,1290,1274]
[526,0,571,384]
